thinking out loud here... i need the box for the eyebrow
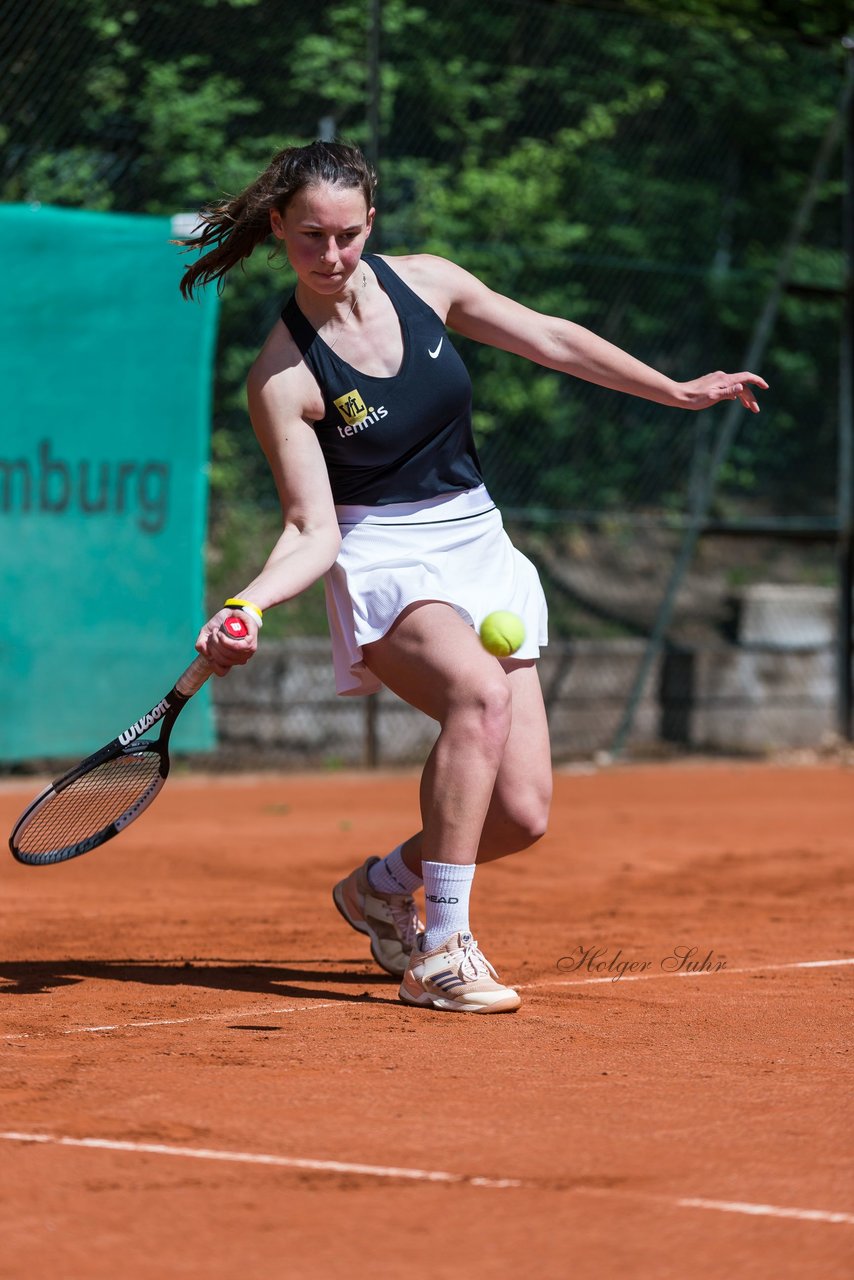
[297,221,363,231]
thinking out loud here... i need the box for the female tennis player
[182,140,766,1014]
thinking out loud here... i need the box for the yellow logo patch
[333,389,368,425]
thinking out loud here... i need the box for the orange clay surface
[0,762,852,1280]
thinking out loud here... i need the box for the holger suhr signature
[557,944,728,982]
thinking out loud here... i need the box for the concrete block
[663,645,836,752]
[691,647,835,705]
[210,633,839,764]
[693,702,835,753]
[736,584,836,649]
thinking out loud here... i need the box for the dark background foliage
[2,0,848,631]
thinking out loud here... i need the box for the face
[271,182,374,294]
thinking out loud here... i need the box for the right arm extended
[196,344,341,674]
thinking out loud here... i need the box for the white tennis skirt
[324,484,549,696]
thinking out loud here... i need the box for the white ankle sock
[367,844,422,895]
[421,861,475,951]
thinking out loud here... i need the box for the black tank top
[280,254,484,505]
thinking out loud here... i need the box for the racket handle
[176,655,218,698]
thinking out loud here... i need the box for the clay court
[0,760,851,1278]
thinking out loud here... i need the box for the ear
[364,207,376,240]
[270,208,285,240]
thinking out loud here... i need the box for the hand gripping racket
[8,616,249,866]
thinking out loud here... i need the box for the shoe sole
[332,881,369,936]
[332,882,407,978]
[399,987,521,1014]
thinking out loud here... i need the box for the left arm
[403,255,768,414]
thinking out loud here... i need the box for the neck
[296,268,369,353]
[296,266,367,320]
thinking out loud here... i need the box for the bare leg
[356,600,540,1011]
[363,601,513,864]
[362,603,552,872]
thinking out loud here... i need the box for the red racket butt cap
[224,615,249,638]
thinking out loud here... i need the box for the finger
[195,629,216,658]
[211,640,253,667]
[210,632,257,670]
[200,637,233,675]
[219,630,254,649]
[206,644,242,675]
[734,371,769,390]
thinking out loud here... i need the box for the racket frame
[8,649,226,866]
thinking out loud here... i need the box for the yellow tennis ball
[479,610,526,657]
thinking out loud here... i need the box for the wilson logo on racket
[118,697,171,745]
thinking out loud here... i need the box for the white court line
[1,1132,851,1224]
[5,957,851,1035]
[676,1197,854,1226]
[530,957,854,989]
[1,1001,338,1041]
[0,1132,520,1189]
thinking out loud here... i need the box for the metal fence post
[610,69,854,758]
[364,694,379,767]
[367,0,381,178]
[838,37,854,739]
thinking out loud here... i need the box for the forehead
[287,182,369,226]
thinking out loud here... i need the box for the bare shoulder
[247,318,325,425]
[375,252,542,354]
[376,252,479,322]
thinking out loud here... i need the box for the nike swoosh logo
[428,338,444,359]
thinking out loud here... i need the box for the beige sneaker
[333,856,423,977]
[399,931,521,1014]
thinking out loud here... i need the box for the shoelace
[458,937,491,982]
[386,895,422,951]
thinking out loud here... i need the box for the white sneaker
[399,931,521,1014]
[333,856,423,977]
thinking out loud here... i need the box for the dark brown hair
[176,140,376,299]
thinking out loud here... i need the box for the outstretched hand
[678,371,768,414]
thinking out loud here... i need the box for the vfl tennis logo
[334,389,368,424]
[119,697,170,745]
[333,388,388,439]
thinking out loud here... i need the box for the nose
[320,238,340,264]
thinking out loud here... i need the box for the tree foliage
[1,0,846,532]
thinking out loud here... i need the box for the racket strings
[16,752,163,858]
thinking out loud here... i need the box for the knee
[509,779,552,848]
[452,676,512,755]
[486,776,552,856]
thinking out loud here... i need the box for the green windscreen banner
[0,205,220,760]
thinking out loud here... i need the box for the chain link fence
[3,0,850,762]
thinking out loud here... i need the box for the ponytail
[176,140,377,299]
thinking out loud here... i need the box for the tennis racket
[8,616,249,867]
